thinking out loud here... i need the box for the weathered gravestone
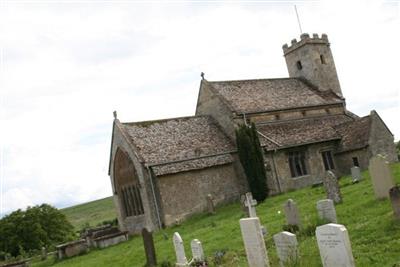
[244,192,258,217]
[41,246,47,260]
[173,232,188,267]
[389,185,400,220]
[316,223,355,267]
[350,166,362,183]
[206,194,216,215]
[323,171,342,203]
[142,228,157,267]
[317,199,337,223]
[239,217,270,267]
[273,231,299,267]
[283,199,301,227]
[190,239,205,262]
[369,155,394,199]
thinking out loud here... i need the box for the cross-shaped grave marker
[244,192,258,218]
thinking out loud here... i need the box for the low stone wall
[93,231,129,249]
[56,239,88,260]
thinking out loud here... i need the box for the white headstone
[173,232,188,267]
[239,217,270,267]
[244,192,258,218]
[273,231,299,267]
[317,199,337,223]
[283,199,301,227]
[369,155,394,199]
[190,239,204,262]
[316,223,355,267]
[350,166,362,182]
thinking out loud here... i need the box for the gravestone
[369,155,394,199]
[244,192,257,217]
[317,199,337,223]
[389,185,400,220]
[273,231,299,267]
[41,246,47,260]
[239,217,270,267]
[206,194,216,215]
[283,199,301,227]
[142,228,157,267]
[173,232,188,267]
[350,166,362,183]
[316,223,355,267]
[190,239,205,262]
[323,171,342,203]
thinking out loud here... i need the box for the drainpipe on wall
[146,167,163,231]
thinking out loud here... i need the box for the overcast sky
[0,0,399,216]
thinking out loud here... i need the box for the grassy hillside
[34,163,400,267]
[61,196,117,230]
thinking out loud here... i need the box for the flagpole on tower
[294,5,303,34]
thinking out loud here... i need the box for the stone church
[108,33,397,234]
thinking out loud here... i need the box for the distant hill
[61,196,117,230]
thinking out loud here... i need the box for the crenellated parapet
[282,33,329,55]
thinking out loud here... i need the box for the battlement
[282,33,329,55]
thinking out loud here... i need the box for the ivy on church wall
[235,123,268,202]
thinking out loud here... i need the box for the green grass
[61,197,117,230]
[34,163,400,267]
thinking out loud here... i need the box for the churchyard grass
[32,163,400,267]
[61,196,117,230]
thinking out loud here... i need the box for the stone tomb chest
[85,226,128,249]
[56,239,88,259]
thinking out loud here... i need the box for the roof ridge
[256,114,348,126]
[122,115,211,126]
[208,77,295,84]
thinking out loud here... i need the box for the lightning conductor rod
[294,5,303,34]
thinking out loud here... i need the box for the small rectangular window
[321,151,335,170]
[352,157,359,167]
[288,151,308,177]
[320,54,326,64]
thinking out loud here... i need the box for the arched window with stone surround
[113,148,144,217]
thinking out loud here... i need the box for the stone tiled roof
[257,115,354,150]
[121,116,235,175]
[334,115,371,152]
[208,78,343,114]
[151,154,233,176]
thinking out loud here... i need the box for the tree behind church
[0,204,75,257]
[236,123,268,202]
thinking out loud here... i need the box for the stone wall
[195,81,236,141]
[335,148,369,175]
[156,162,245,226]
[264,141,338,193]
[368,110,397,162]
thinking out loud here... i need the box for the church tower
[282,33,343,97]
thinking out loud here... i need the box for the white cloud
[0,0,399,216]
